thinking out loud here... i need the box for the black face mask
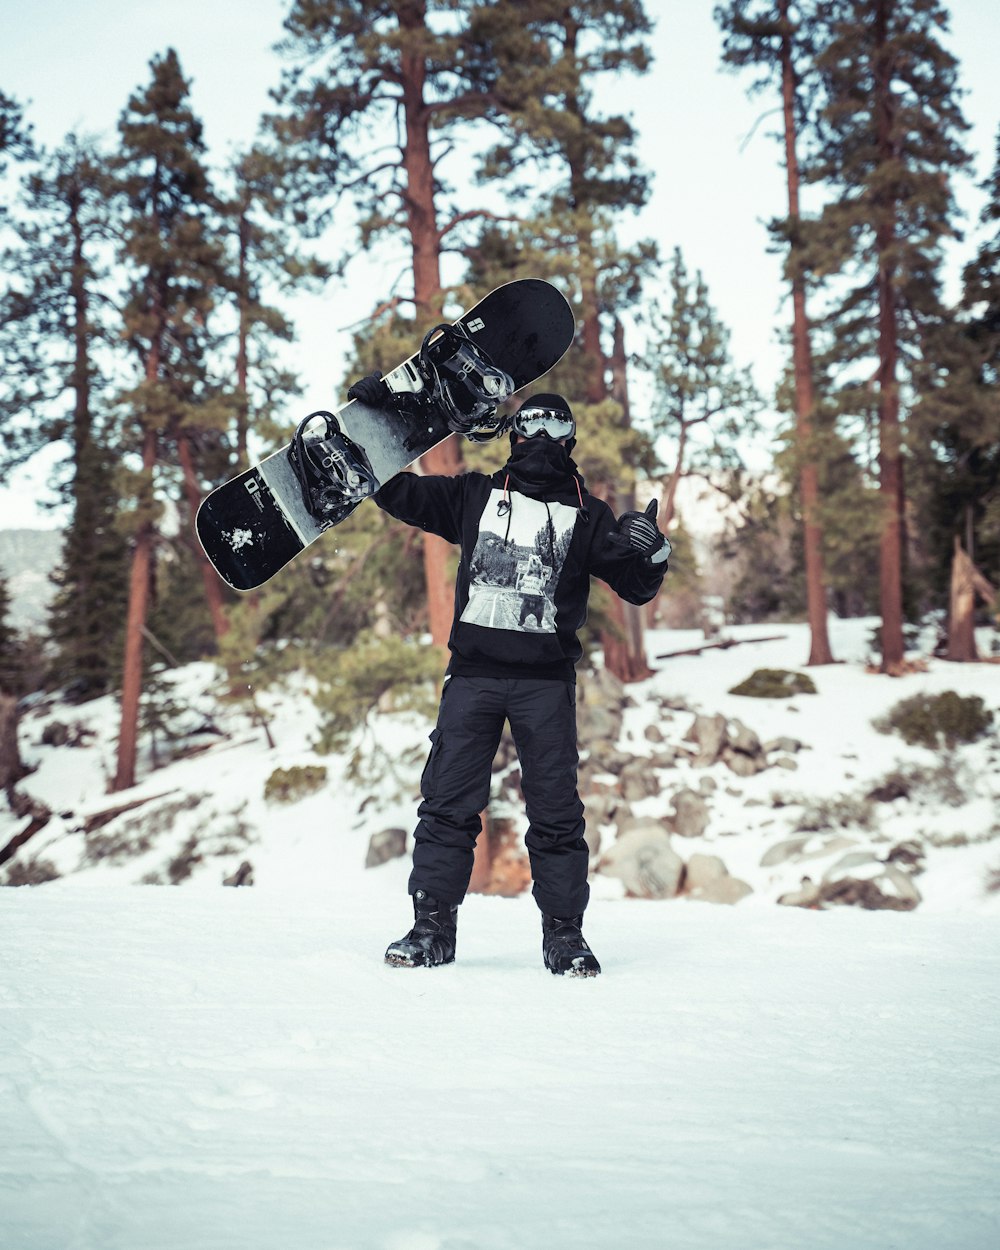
[504,435,575,493]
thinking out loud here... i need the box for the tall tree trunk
[946,536,995,662]
[559,20,647,682]
[113,422,157,792]
[236,208,250,470]
[177,432,229,641]
[398,0,462,651]
[610,320,653,675]
[67,181,101,677]
[874,0,906,673]
[779,2,833,666]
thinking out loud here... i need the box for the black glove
[610,499,671,564]
[347,371,391,409]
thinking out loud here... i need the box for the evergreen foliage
[0,136,129,695]
[0,577,21,695]
[909,125,1000,609]
[874,690,994,750]
[311,632,442,786]
[642,248,762,523]
[264,764,328,804]
[111,49,231,789]
[729,667,818,698]
[804,0,971,665]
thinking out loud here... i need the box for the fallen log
[654,634,788,661]
[80,790,179,834]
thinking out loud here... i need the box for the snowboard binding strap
[418,322,516,443]
[289,410,379,527]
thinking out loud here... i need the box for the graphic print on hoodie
[460,488,578,634]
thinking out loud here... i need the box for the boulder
[760,834,857,868]
[778,878,822,908]
[692,875,753,905]
[723,749,763,778]
[599,825,683,899]
[779,857,921,911]
[644,723,665,744]
[764,736,804,755]
[819,864,921,911]
[727,719,762,757]
[686,714,728,768]
[619,761,662,803]
[480,817,531,897]
[886,840,926,874]
[577,668,626,742]
[578,703,622,743]
[582,792,618,829]
[670,788,710,838]
[365,827,408,868]
[223,861,254,887]
[684,853,727,890]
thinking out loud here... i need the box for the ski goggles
[512,407,576,441]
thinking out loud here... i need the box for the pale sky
[2,0,998,529]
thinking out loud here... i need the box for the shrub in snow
[794,793,876,834]
[4,855,59,886]
[865,759,966,808]
[873,691,994,751]
[264,764,328,804]
[728,669,817,699]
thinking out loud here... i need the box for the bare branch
[739,107,783,154]
[436,208,519,245]
[338,293,413,332]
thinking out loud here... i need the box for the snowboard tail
[196,279,575,591]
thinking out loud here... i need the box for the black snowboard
[196,279,574,590]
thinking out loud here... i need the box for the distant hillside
[0,529,63,632]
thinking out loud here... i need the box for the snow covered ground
[3,617,1000,1247]
[2,887,999,1249]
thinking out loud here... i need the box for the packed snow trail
[2,883,998,1250]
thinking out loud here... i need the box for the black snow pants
[409,674,590,917]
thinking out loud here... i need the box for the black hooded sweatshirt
[374,438,667,683]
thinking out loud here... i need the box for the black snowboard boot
[541,913,601,977]
[384,889,458,968]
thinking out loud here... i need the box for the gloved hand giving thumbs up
[610,499,671,565]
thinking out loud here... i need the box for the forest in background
[0,0,998,794]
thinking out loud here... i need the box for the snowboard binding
[288,410,379,526]
[417,322,516,443]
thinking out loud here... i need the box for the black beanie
[509,392,576,452]
[513,392,574,421]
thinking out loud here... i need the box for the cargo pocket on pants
[420,728,444,799]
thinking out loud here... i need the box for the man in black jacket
[346,382,670,975]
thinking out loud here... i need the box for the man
[347,379,670,975]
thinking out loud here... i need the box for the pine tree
[111,49,230,791]
[0,90,34,212]
[806,0,970,671]
[909,124,1000,649]
[716,0,835,664]
[465,0,658,679]
[268,0,520,649]
[642,248,762,526]
[0,136,130,696]
[221,145,330,469]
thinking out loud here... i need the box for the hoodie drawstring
[497,473,513,545]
